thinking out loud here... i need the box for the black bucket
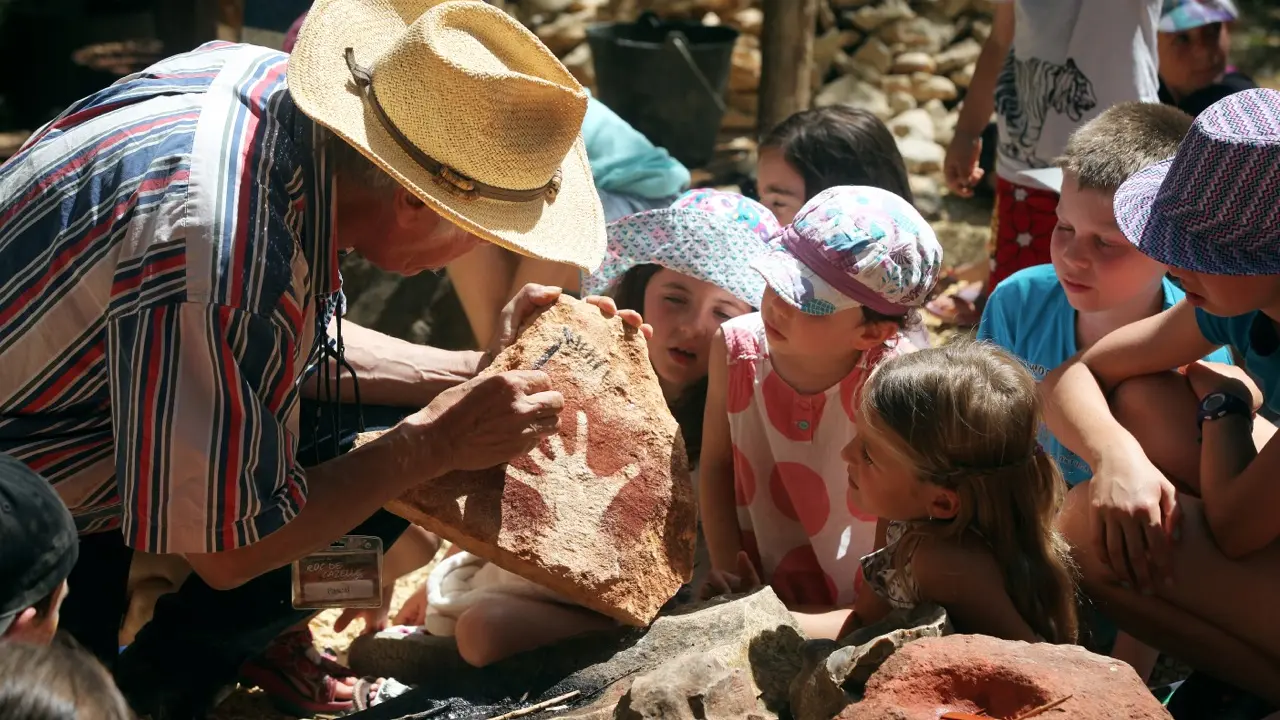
[586,12,739,169]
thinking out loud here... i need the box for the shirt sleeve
[1194,307,1238,351]
[107,302,307,554]
[976,284,1014,350]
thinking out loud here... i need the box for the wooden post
[758,0,819,135]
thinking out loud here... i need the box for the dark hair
[862,305,922,333]
[0,640,134,720]
[760,106,914,204]
[610,264,709,464]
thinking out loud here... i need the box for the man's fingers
[521,389,565,417]
[501,369,554,394]
[334,609,355,633]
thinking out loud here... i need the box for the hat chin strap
[343,47,561,204]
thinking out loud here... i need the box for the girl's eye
[1094,236,1116,250]
[714,310,734,321]
[664,295,687,306]
[860,446,874,466]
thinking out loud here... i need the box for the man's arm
[302,318,483,408]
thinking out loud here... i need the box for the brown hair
[858,341,1078,643]
[0,640,134,720]
[760,106,914,203]
[1056,101,1194,192]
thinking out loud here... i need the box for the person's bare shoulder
[909,531,1005,605]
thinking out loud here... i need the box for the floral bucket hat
[750,186,943,316]
[582,188,781,307]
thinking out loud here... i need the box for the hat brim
[750,250,860,316]
[1159,8,1237,32]
[288,0,606,273]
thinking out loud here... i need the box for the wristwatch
[1197,391,1252,429]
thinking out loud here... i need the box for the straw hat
[289,0,606,272]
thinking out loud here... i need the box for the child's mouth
[668,347,697,366]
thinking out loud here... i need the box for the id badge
[291,535,384,610]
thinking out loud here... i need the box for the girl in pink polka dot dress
[842,342,1077,644]
[699,186,942,639]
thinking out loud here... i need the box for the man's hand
[408,370,565,476]
[333,584,394,636]
[1090,454,1180,593]
[481,284,652,370]
[699,551,763,600]
[944,129,985,197]
[1184,361,1262,410]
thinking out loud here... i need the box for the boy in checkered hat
[1045,89,1280,711]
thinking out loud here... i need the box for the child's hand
[1090,454,1180,594]
[699,551,763,599]
[1183,361,1262,411]
[334,584,395,636]
[393,583,428,627]
[944,130,985,197]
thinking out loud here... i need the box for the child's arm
[699,329,744,572]
[943,1,1013,196]
[1186,361,1280,557]
[912,539,1038,643]
[1041,302,1218,589]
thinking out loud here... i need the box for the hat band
[779,228,908,316]
[344,48,561,204]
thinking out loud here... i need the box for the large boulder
[348,588,806,720]
[380,296,696,627]
[838,634,1173,720]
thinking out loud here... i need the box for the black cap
[0,455,78,635]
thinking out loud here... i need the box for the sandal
[239,627,380,717]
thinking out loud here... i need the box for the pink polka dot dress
[721,312,912,607]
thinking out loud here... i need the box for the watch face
[1204,393,1226,412]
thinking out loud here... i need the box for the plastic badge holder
[291,535,384,610]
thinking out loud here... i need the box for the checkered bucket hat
[1160,0,1237,32]
[582,189,780,306]
[750,186,943,316]
[1115,89,1280,276]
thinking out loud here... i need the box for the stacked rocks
[516,0,995,214]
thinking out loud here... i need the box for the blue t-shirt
[978,265,1233,486]
[582,97,690,200]
[1196,309,1280,414]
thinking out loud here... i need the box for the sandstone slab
[838,634,1173,720]
[384,297,696,626]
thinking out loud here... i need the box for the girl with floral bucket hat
[698,185,942,640]
[1043,88,1280,711]
[370,189,780,668]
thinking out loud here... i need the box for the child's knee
[454,604,508,668]
[1056,482,1108,586]
[1110,372,1194,431]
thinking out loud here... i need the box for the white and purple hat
[1115,89,1280,276]
[1160,0,1237,33]
[582,189,780,306]
[750,186,942,316]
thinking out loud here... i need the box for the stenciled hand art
[503,409,640,581]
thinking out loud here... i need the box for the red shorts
[987,176,1061,291]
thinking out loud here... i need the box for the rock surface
[838,634,1174,720]
[348,588,806,720]
[383,297,696,627]
[791,604,951,720]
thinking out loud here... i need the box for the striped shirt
[0,42,341,554]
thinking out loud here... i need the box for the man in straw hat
[0,0,638,715]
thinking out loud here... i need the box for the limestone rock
[730,36,762,92]
[891,51,936,74]
[936,0,971,19]
[535,11,589,57]
[897,137,945,174]
[526,0,577,12]
[847,0,914,32]
[562,43,595,91]
[935,37,981,72]
[887,90,917,116]
[830,0,877,8]
[972,0,996,13]
[911,72,958,101]
[385,297,696,626]
[839,635,1173,720]
[791,605,951,720]
[815,29,863,82]
[814,76,893,121]
[888,108,935,141]
[348,589,806,719]
[730,7,763,35]
[950,63,976,89]
[909,174,943,219]
[851,36,894,76]
[617,652,771,719]
[878,16,956,54]
[970,18,993,44]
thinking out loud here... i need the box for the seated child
[843,342,1077,643]
[395,190,779,667]
[1044,89,1280,707]
[699,185,941,640]
[979,101,1233,488]
[1157,0,1256,118]
[0,454,76,648]
[756,106,914,225]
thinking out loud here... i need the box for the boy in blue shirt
[1044,89,1280,711]
[979,101,1232,488]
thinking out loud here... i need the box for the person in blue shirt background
[978,101,1232,489]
